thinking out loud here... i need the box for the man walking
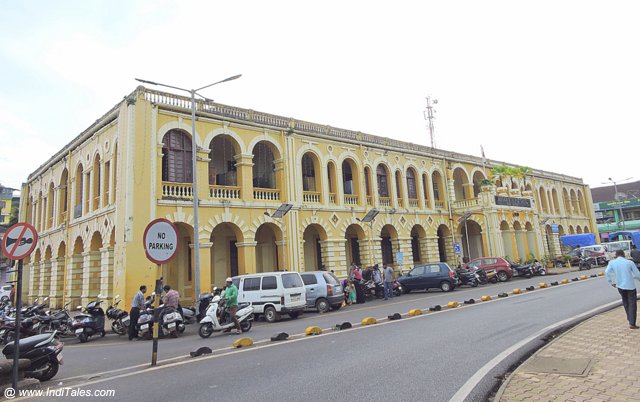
[129,285,146,340]
[605,249,640,329]
[383,265,394,300]
[223,278,241,334]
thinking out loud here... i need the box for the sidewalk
[497,304,640,402]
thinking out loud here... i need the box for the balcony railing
[397,198,404,208]
[162,182,193,200]
[254,188,280,201]
[366,196,373,206]
[434,200,445,209]
[452,198,481,210]
[344,194,359,205]
[328,193,336,204]
[379,196,391,207]
[303,191,321,204]
[408,198,419,208]
[210,185,241,200]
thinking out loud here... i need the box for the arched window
[432,171,443,203]
[59,169,68,223]
[364,166,373,206]
[162,130,193,183]
[301,153,316,191]
[47,183,54,228]
[75,164,83,217]
[252,142,275,189]
[376,165,389,197]
[422,173,430,208]
[395,171,403,199]
[342,160,354,195]
[93,154,101,211]
[209,135,238,186]
[406,169,417,199]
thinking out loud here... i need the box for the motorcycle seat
[2,333,53,355]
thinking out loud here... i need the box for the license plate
[167,322,176,328]
[75,328,83,334]
[141,324,148,330]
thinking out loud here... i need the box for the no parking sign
[143,218,179,264]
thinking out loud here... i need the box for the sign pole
[151,263,161,366]
[11,259,22,390]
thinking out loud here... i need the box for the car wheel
[264,306,278,323]
[288,311,301,319]
[316,299,330,314]
[331,304,342,311]
[497,271,509,282]
[440,281,452,292]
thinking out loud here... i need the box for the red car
[464,257,513,282]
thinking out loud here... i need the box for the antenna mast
[424,96,438,148]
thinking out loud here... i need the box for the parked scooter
[392,280,403,297]
[2,331,64,381]
[456,268,480,287]
[106,295,129,336]
[160,306,185,338]
[71,295,106,343]
[198,295,253,338]
[578,256,596,271]
[510,263,534,278]
[38,302,75,337]
[0,316,46,344]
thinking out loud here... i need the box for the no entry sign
[143,218,179,264]
[2,223,37,260]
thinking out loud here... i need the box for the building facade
[20,87,597,308]
[592,180,640,240]
[0,187,15,226]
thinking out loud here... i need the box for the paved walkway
[497,304,640,402]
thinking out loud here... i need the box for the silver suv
[300,272,343,313]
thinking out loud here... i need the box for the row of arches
[537,186,587,216]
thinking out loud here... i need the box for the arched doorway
[461,219,484,260]
[432,171,445,208]
[302,224,328,271]
[163,222,195,304]
[342,158,360,205]
[513,222,526,262]
[376,164,391,206]
[208,135,240,186]
[345,224,366,266]
[252,141,281,200]
[301,152,321,202]
[255,223,282,273]
[380,225,398,267]
[437,225,450,263]
[210,223,244,289]
[569,225,575,234]
[500,221,515,261]
[453,167,470,201]
[411,225,427,264]
[576,226,583,234]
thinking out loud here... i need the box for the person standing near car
[223,278,241,334]
[383,265,394,300]
[353,266,365,304]
[605,249,640,329]
[129,285,146,340]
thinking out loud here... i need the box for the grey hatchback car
[300,271,344,313]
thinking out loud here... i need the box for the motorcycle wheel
[112,322,126,336]
[539,269,547,276]
[178,323,185,333]
[471,280,479,288]
[393,289,402,297]
[78,333,89,343]
[240,320,252,332]
[198,323,213,339]
[29,358,59,382]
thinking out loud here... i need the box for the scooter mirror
[77,306,83,310]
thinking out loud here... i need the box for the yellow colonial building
[20,86,597,308]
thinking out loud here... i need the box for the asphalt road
[30,268,622,402]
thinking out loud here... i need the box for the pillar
[319,239,348,277]
[550,232,562,258]
[49,256,65,308]
[81,251,101,306]
[444,235,457,267]
[40,260,52,300]
[463,183,475,199]
[197,242,213,292]
[396,237,414,272]
[235,154,254,201]
[358,238,381,268]
[66,255,83,308]
[99,247,114,301]
[423,235,440,263]
[236,241,257,275]
[27,262,36,300]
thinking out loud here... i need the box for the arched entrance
[500,221,515,261]
[69,236,84,307]
[302,224,328,271]
[86,232,103,304]
[163,222,195,304]
[513,222,526,262]
[210,223,244,289]
[380,225,398,267]
[461,220,484,260]
[411,225,427,264]
[255,223,282,273]
[345,224,366,266]
[437,225,450,263]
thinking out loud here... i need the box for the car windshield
[282,273,303,289]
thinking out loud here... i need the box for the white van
[605,240,632,259]
[232,272,306,323]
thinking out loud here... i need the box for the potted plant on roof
[480,179,494,192]
[490,165,509,195]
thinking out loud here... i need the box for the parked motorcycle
[106,295,129,336]
[531,261,547,276]
[456,268,480,287]
[38,302,74,337]
[71,296,106,343]
[578,256,595,271]
[362,280,384,301]
[198,295,253,338]
[134,296,157,340]
[392,280,403,297]
[510,263,534,278]
[2,331,64,381]
[0,316,46,344]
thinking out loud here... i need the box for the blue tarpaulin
[560,234,597,248]
[608,231,640,246]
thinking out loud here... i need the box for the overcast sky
[1,1,638,192]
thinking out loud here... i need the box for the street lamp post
[135,75,241,302]
[605,177,633,230]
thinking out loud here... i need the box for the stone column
[66,255,83,308]
[422,236,440,263]
[358,238,381,268]
[444,235,457,267]
[235,154,254,201]
[319,239,348,277]
[81,251,101,306]
[463,183,475,199]
[99,160,106,209]
[549,232,562,258]
[49,256,65,308]
[99,247,114,301]
[197,242,213,293]
[236,241,257,275]
[40,260,52,300]
[396,237,414,272]
[27,262,36,300]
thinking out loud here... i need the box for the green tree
[489,165,510,187]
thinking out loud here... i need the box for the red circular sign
[2,223,38,260]
[143,218,179,264]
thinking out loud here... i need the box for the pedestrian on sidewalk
[605,249,640,329]
[129,285,147,340]
[353,266,365,304]
[383,265,394,300]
